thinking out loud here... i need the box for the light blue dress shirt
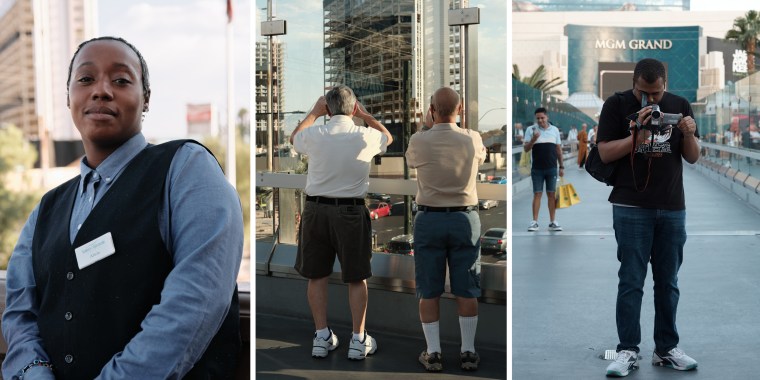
[1,133,244,379]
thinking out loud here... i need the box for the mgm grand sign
[595,39,673,50]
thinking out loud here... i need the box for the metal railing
[255,172,507,304]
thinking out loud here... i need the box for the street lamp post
[449,7,480,130]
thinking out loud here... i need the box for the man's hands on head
[354,101,371,122]
[310,96,329,118]
[424,108,434,129]
[290,96,327,145]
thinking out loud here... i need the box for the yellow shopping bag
[566,183,581,205]
[555,177,579,208]
[518,151,531,175]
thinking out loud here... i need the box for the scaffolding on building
[323,0,419,125]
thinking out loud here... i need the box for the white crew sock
[459,315,478,353]
[422,321,441,354]
[352,331,366,342]
[316,327,331,340]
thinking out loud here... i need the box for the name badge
[74,232,116,270]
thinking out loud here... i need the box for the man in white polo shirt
[290,85,393,361]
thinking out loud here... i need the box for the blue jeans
[613,206,686,354]
[531,167,558,193]
[413,210,481,299]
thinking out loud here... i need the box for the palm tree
[512,64,565,96]
[725,10,760,73]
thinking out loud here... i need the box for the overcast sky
[690,0,758,11]
[99,0,251,141]
[254,0,509,132]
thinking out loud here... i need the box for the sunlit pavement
[512,164,760,379]
[256,313,507,379]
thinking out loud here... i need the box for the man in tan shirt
[406,87,486,372]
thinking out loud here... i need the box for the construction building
[322,0,477,155]
[0,0,97,167]
[255,40,285,150]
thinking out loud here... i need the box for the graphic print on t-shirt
[635,125,673,155]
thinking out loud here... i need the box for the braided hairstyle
[66,36,150,101]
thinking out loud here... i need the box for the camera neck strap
[630,126,652,193]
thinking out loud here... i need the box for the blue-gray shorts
[531,167,558,193]
[413,209,481,299]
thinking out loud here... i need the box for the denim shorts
[531,167,558,193]
[413,210,481,299]
[294,201,373,283]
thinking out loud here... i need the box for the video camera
[649,104,681,130]
[634,91,682,132]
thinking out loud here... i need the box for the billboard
[186,103,219,137]
[565,25,701,102]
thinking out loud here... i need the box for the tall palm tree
[725,10,760,73]
[512,64,565,96]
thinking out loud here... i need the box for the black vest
[32,140,240,379]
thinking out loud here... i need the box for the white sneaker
[652,347,698,371]
[311,329,338,358]
[605,350,639,377]
[548,222,563,231]
[527,221,539,231]
[347,331,377,360]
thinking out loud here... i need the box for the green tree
[725,10,760,73]
[0,125,40,268]
[512,64,565,96]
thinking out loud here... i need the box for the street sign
[261,20,286,36]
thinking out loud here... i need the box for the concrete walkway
[256,313,506,379]
[512,163,760,379]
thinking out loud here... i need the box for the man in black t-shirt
[596,58,700,377]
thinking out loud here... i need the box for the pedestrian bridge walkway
[255,174,508,379]
[512,152,760,378]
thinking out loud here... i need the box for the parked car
[384,234,414,255]
[478,199,499,210]
[367,193,391,202]
[390,201,418,216]
[368,202,391,219]
[480,228,507,255]
[490,176,507,184]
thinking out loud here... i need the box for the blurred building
[513,0,690,12]
[422,0,469,104]
[323,0,478,155]
[323,0,422,126]
[186,103,219,139]
[255,40,284,149]
[0,0,97,167]
[513,10,750,104]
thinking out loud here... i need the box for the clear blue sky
[255,0,508,132]
[99,0,251,141]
